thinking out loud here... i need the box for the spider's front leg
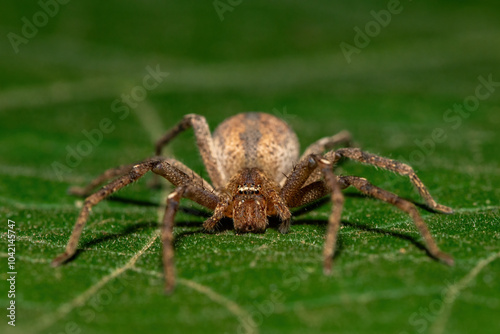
[51,160,160,267]
[293,131,353,188]
[68,162,148,196]
[313,156,345,274]
[53,158,220,294]
[280,154,344,254]
[331,148,453,214]
[151,161,221,293]
[162,186,185,294]
[159,181,223,293]
[69,158,215,197]
[281,155,346,273]
[280,155,323,233]
[338,175,453,265]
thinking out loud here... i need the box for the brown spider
[52,112,454,293]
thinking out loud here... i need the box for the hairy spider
[52,112,454,293]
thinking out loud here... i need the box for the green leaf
[1,1,499,334]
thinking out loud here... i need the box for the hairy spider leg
[297,130,353,188]
[332,148,453,214]
[338,175,454,265]
[281,148,454,273]
[154,114,226,188]
[162,186,185,294]
[313,156,345,274]
[52,158,220,294]
[51,160,159,267]
[68,158,214,197]
[300,130,353,159]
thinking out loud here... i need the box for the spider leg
[286,180,331,208]
[281,155,320,203]
[300,130,353,159]
[313,156,345,275]
[154,114,226,188]
[68,161,151,196]
[333,148,453,214]
[69,158,214,197]
[280,154,344,270]
[162,186,185,294]
[288,148,452,213]
[51,160,159,267]
[292,131,352,188]
[152,159,218,209]
[280,153,341,232]
[338,175,454,265]
[281,131,352,190]
[270,190,292,234]
[52,159,219,267]
[202,192,231,231]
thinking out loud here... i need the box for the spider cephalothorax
[223,167,290,234]
[52,112,453,294]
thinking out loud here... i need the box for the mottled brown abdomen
[213,112,300,184]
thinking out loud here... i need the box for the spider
[52,112,454,293]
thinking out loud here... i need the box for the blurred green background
[1,1,499,334]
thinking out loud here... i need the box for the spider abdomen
[213,112,299,184]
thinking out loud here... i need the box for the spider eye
[255,190,259,194]
[239,190,243,194]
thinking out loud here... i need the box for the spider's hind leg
[339,175,454,265]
